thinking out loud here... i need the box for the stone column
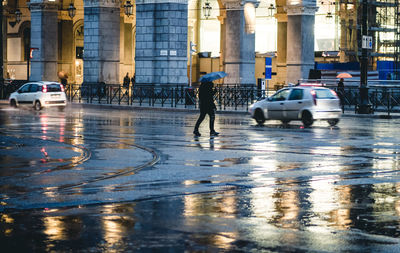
[28,0,58,81]
[275,3,287,85]
[221,0,258,86]
[135,0,188,86]
[218,10,226,73]
[286,2,318,84]
[83,0,120,84]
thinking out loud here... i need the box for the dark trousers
[194,109,215,132]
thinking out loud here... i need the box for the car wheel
[254,109,266,125]
[9,99,17,108]
[301,111,314,127]
[328,119,339,126]
[34,101,42,111]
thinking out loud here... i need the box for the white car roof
[29,81,61,85]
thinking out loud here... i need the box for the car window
[46,83,62,92]
[288,89,303,100]
[29,84,39,92]
[269,89,290,101]
[315,89,336,99]
[19,84,31,93]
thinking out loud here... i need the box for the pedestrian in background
[131,74,136,88]
[193,81,219,137]
[123,73,130,88]
[59,72,68,87]
[337,78,345,113]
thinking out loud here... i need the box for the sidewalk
[2,99,400,119]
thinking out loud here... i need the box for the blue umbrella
[199,71,227,82]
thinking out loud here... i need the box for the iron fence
[65,83,258,111]
[4,80,400,115]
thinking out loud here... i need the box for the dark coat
[198,82,216,111]
[123,76,130,87]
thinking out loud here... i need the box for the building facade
[2,0,398,87]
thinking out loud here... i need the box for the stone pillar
[83,0,120,84]
[218,10,226,73]
[275,2,287,85]
[135,0,188,86]
[286,2,318,84]
[59,20,74,79]
[222,0,258,86]
[28,0,58,81]
[339,18,348,62]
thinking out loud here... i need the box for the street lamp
[68,2,76,19]
[357,0,372,114]
[203,0,212,19]
[268,4,275,17]
[15,9,22,24]
[124,1,133,17]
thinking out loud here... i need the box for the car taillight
[60,84,64,92]
[42,85,47,93]
[310,90,317,105]
[330,89,338,97]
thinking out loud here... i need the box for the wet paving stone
[1,105,400,251]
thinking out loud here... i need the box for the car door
[266,89,290,119]
[285,88,304,119]
[27,83,39,105]
[16,84,31,104]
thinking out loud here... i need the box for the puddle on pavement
[2,182,400,252]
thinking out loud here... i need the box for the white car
[249,85,342,127]
[9,81,67,111]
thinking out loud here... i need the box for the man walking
[193,81,219,137]
[337,78,345,113]
[123,73,130,88]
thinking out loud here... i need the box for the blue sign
[265,57,272,80]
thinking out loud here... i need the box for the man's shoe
[210,131,219,136]
[193,130,201,137]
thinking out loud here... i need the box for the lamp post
[15,9,21,23]
[357,0,371,114]
[124,1,133,17]
[68,2,76,19]
[203,0,212,19]
[268,4,275,17]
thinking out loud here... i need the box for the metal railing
[65,83,257,111]
[4,80,400,115]
[0,79,27,99]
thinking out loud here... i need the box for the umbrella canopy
[336,72,352,78]
[199,71,227,82]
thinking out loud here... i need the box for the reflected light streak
[396,184,400,218]
[71,119,85,146]
[1,214,14,224]
[328,185,352,229]
[40,114,49,135]
[183,192,238,250]
[277,190,299,224]
[309,177,339,214]
[101,204,135,247]
[43,216,66,241]
[59,117,65,143]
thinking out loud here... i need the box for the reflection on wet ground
[1,106,400,251]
